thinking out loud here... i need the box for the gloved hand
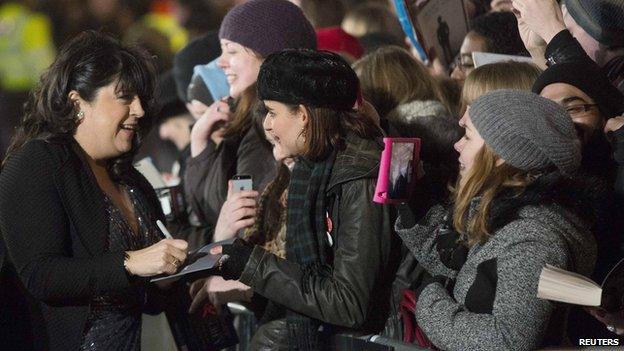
[216,238,254,281]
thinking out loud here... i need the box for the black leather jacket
[545,29,624,93]
[238,135,400,349]
[612,127,624,196]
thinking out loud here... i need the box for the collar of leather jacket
[327,133,383,192]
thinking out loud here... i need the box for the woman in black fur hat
[205,49,399,349]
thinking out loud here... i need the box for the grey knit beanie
[218,0,317,58]
[563,0,624,47]
[470,89,581,175]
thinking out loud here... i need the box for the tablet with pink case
[374,137,421,204]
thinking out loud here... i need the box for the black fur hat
[257,49,359,111]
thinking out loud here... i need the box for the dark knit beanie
[257,49,359,111]
[470,89,581,175]
[156,70,188,123]
[532,61,624,118]
[218,0,317,58]
[563,0,624,47]
[173,31,221,102]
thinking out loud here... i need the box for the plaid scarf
[284,153,335,349]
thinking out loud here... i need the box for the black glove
[217,238,254,281]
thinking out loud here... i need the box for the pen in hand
[156,220,174,239]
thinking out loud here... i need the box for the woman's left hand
[188,276,252,313]
[186,100,209,120]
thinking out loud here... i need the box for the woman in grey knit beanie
[392,89,597,350]
[460,89,582,177]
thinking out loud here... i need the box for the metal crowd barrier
[226,302,429,351]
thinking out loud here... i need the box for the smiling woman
[72,83,146,159]
[0,31,189,351]
[392,90,597,350]
[184,0,317,248]
[205,49,397,349]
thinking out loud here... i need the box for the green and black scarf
[284,152,335,349]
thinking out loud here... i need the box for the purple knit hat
[219,0,317,57]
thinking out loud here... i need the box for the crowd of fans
[1,0,624,350]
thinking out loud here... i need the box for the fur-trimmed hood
[387,100,449,123]
[385,100,461,167]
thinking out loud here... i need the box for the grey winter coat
[394,173,597,351]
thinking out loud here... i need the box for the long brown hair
[353,46,447,117]
[244,163,290,256]
[452,144,537,246]
[221,83,259,139]
[301,106,382,161]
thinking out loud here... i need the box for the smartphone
[232,175,253,193]
[373,137,421,204]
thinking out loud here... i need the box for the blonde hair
[353,46,446,117]
[341,2,402,39]
[452,144,536,246]
[460,61,542,114]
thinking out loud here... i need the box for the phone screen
[388,142,415,200]
[373,137,421,204]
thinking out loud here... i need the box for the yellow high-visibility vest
[0,3,55,91]
[142,12,188,54]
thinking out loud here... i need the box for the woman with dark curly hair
[0,31,188,351]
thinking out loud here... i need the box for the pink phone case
[373,137,421,204]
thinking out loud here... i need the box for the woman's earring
[76,110,85,121]
[300,127,307,142]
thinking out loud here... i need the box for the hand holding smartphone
[213,175,256,242]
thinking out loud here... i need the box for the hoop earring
[76,110,85,121]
